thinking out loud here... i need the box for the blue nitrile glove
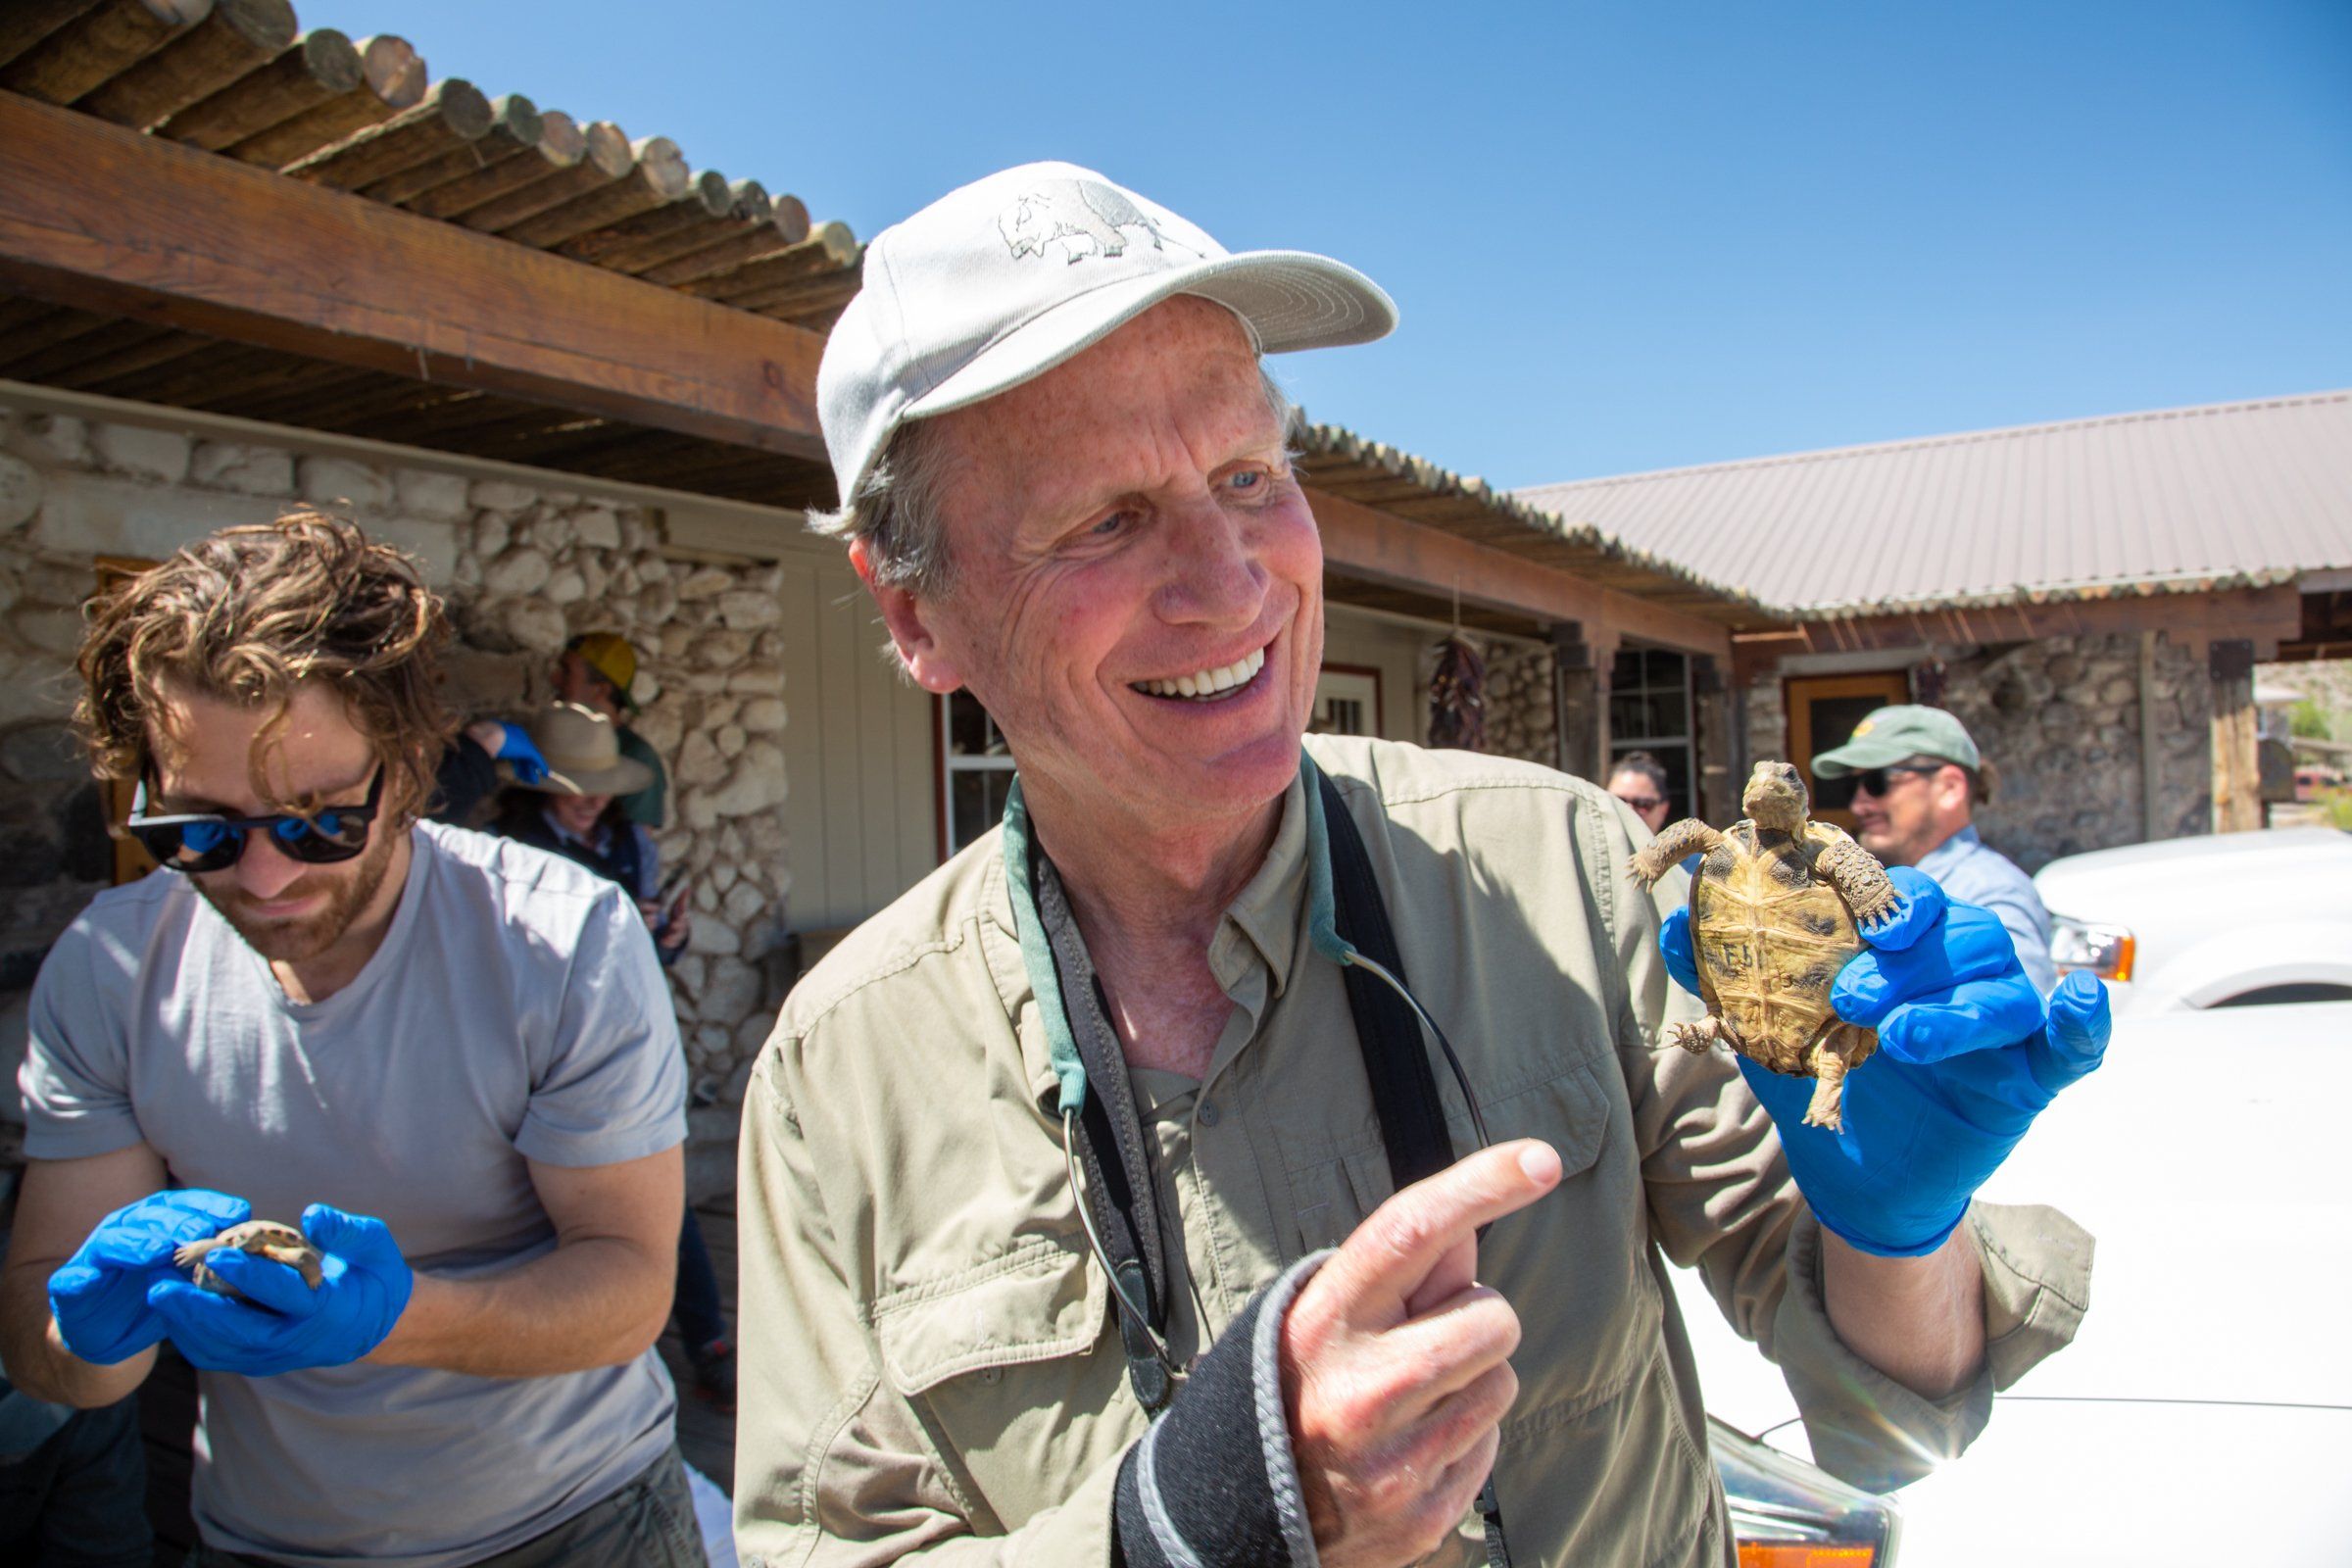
[1658,865,2110,1256]
[146,1204,413,1376]
[487,722,548,785]
[49,1189,251,1365]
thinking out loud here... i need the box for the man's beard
[198,826,403,964]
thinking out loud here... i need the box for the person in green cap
[1812,704,2056,992]
[553,632,669,829]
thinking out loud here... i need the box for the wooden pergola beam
[1309,485,1740,659]
[0,91,827,462]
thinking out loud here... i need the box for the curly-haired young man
[0,514,707,1567]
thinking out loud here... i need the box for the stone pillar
[1743,668,1788,772]
[1691,655,1736,823]
[2209,637,2261,832]
[2138,631,2162,840]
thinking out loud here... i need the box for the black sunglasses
[1847,762,1943,798]
[126,765,385,873]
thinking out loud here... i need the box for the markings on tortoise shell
[999,180,1193,265]
[1628,759,1899,1132]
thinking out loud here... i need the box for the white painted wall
[775,551,937,932]
[1321,605,1432,744]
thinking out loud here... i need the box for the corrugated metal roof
[1514,390,2352,618]
[1292,415,1771,619]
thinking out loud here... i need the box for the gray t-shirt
[20,821,688,1567]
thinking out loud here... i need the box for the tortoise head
[1742,760,1808,832]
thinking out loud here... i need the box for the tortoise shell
[1690,820,1880,1079]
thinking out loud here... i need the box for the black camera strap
[1315,768,1459,1190]
[1026,766,1510,1564]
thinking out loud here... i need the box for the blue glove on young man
[49,1188,254,1364]
[145,1203,414,1377]
[1659,865,2110,1257]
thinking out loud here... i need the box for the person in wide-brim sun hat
[513,702,655,800]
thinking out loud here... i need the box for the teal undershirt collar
[1002,751,1357,1118]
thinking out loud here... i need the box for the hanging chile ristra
[1428,634,1488,752]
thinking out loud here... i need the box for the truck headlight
[2049,915,2134,982]
[1712,1417,1900,1567]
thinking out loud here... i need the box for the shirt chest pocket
[1278,1052,1619,1259]
[870,1237,1136,1531]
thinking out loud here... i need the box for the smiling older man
[733,164,2107,1568]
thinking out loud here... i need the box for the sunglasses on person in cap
[1613,792,1668,813]
[1847,762,1945,799]
[125,765,384,874]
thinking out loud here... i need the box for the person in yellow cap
[554,633,668,829]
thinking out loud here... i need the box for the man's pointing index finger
[1319,1140,1562,1321]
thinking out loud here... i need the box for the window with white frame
[1608,645,1696,819]
[939,691,1019,857]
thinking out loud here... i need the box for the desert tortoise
[1629,760,1899,1131]
[172,1219,325,1301]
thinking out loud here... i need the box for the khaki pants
[185,1444,708,1568]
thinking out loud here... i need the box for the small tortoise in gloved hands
[172,1221,325,1301]
[1629,760,1899,1131]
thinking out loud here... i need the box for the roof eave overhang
[0,92,829,464]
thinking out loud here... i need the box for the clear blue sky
[303,0,2349,489]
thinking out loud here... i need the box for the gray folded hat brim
[907,250,1397,426]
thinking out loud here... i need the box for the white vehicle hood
[1676,1002,2352,1565]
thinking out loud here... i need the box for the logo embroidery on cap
[1852,719,1875,735]
[1000,179,1172,265]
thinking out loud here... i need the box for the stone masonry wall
[1742,633,2212,875]
[0,403,791,1195]
[1937,632,2209,869]
[1483,642,1558,766]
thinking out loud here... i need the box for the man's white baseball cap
[816,161,1397,513]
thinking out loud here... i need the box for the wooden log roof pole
[0,0,212,104]
[499,134,691,247]
[0,3,107,69]
[364,93,556,208]
[455,119,635,232]
[221,31,424,168]
[285,76,496,191]
[154,25,358,148]
[0,91,828,460]
[74,0,296,129]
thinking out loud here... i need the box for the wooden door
[1782,670,1910,830]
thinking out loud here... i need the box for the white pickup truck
[1690,1001,2352,1565]
[2033,827,2352,1012]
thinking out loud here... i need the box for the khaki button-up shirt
[735,738,2090,1567]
